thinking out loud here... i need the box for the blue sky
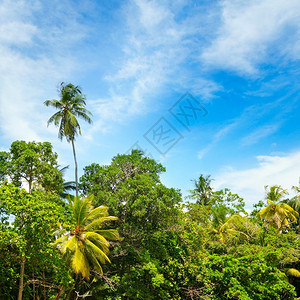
[1,0,300,209]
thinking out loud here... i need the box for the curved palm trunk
[71,138,78,197]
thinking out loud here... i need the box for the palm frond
[75,109,93,124]
[72,242,90,279]
[54,196,119,280]
[73,197,91,226]
[95,229,120,241]
[47,111,62,127]
[85,239,111,265]
[84,246,103,275]
[53,234,68,247]
[64,236,76,253]
[86,216,118,230]
[85,205,109,222]
[285,268,300,277]
[44,99,63,109]
[85,232,110,249]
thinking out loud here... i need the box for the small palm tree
[59,166,76,199]
[209,214,248,243]
[45,82,92,197]
[187,174,213,205]
[286,183,300,212]
[258,185,298,231]
[54,195,119,279]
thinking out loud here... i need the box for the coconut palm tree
[45,83,92,197]
[258,185,298,231]
[54,195,119,279]
[208,214,249,243]
[282,183,300,232]
[265,185,288,203]
[285,183,300,212]
[187,174,213,205]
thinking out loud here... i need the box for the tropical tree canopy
[187,174,213,205]
[258,185,299,231]
[54,195,119,279]
[0,140,63,194]
[208,214,249,243]
[258,200,299,230]
[1,144,299,299]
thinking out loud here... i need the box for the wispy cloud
[201,0,300,74]
[0,0,88,142]
[90,0,219,133]
[198,121,237,159]
[241,123,281,146]
[214,150,300,207]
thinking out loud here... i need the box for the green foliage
[0,140,63,194]
[54,195,119,279]
[78,153,300,299]
[0,151,10,182]
[187,174,213,205]
[1,143,299,299]
[79,151,184,298]
[45,82,92,142]
[258,186,299,231]
[80,150,165,197]
[210,188,246,215]
[0,183,71,299]
[202,254,296,299]
[80,150,179,234]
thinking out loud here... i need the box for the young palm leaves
[54,195,119,279]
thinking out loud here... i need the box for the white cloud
[135,0,170,29]
[202,0,300,74]
[0,21,37,45]
[0,0,88,143]
[91,0,219,131]
[214,151,300,208]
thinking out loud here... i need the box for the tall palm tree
[54,195,120,279]
[187,174,213,205]
[45,82,92,197]
[258,185,298,231]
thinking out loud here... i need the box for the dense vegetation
[0,143,300,299]
[1,84,300,299]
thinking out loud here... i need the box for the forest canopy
[0,142,300,299]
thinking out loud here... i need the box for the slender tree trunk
[32,272,36,300]
[18,256,25,300]
[71,138,78,197]
[42,270,46,300]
